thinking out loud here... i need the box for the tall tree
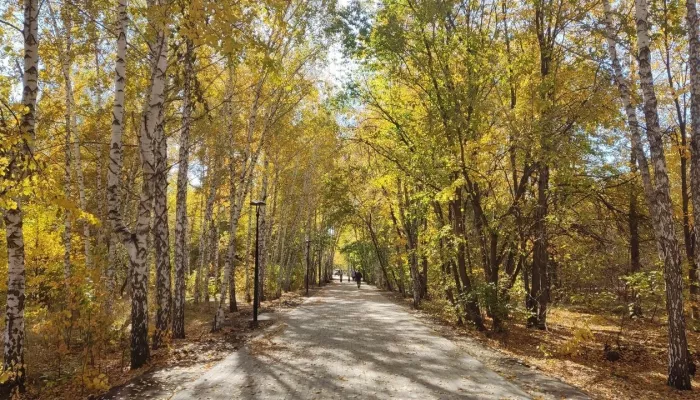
[153,96,172,349]
[631,0,690,389]
[106,0,169,368]
[2,0,39,392]
[173,37,194,339]
[687,0,700,322]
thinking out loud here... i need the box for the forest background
[2,0,700,398]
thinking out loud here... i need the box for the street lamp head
[250,200,266,206]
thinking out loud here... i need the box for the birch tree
[106,0,169,368]
[614,0,691,389]
[173,38,194,339]
[153,100,172,349]
[1,0,39,392]
[686,0,700,322]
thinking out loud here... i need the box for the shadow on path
[171,282,580,399]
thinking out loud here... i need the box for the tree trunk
[1,0,37,380]
[397,181,421,307]
[245,203,252,302]
[207,212,219,304]
[529,164,549,330]
[366,213,393,291]
[194,169,205,304]
[214,66,264,330]
[449,194,485,331]
[529,0,554,330]
[52,4,93,273]
[106,0,168,369]
[173,38,193,340]
[686,0,700,321]
[153,103,172,349]
[50,5,74,294]
[196,158,217,304]
[215,162,240,330]
[257,156,269,302]
[631,0,691,389]
[130,19,167,369]
[629,150,642,317]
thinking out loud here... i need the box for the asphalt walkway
[171,281,563,399]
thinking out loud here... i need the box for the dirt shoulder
[97,292,307,400]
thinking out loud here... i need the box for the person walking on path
[355,270,363,288]
[339,270,343,282]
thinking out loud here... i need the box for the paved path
[171,282,565,399]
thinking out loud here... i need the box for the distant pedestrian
[340,270,343,282]
[355,271,363,288]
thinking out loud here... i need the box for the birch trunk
[57,5,73,289]
[106,0,168,369]
[194,168,206,304]
[686,0,700,321]
[62,83,73,290]
[207,213,219,304]
[244,203,253,302]
[602,0,655,206]
[631,0,690,389]
[213,69,265,330]
[214,160,241,329]
[257,156,269,302]
[73,122,91,270]
[173,38,193,339]
[153,103,171,349]
[52,4,93,272]
[93,35,115,302]
[197,161,217,304]
[3,0,38,391]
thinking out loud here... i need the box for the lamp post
[305,237,311,296]
[251,200,265,325]
[318,238,323,286]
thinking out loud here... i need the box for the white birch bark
[602,0,655,209]
[244,202,253,302]
[213,69,263,329]
[194,167,206,304]
[207,210,219,304]
[686,0,700,321]
[62,68,73,289]
[106,0,168,368]
[153,100,171,349]
[215,160,241,329]
[257,156,270,302]
[51,4,93,272]
[196,160,217,304]
[212,58,283,328]
[3,0,39,390]
[631,0,691,389]
[48,4,76,292]
[173,38,193,339]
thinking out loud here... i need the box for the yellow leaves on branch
[50,196,101,227]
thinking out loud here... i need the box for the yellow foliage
[556,323,594,357]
